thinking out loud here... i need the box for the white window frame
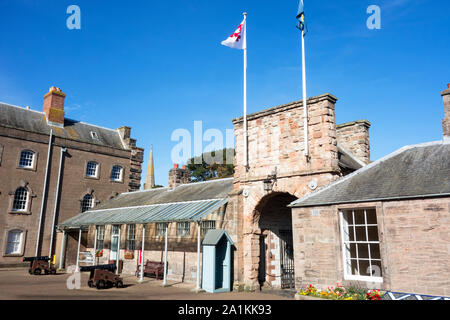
[96,225,105,250]
[126,224,136,251]
[81,194,94,213]
[156,223,167,237]
[12,187,29,212]
[86,161,99,178]
[177,222,191,237]
[200,220,216,237]
[339,209,383,283]
[19,150,35,169]
[111,165,123,182]
[6,230,23,255]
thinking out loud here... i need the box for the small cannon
[79,264,123,289]
[22,256,57,275]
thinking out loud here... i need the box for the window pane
[350,259,359,276]
[358,243,370,259]
[366,209,378,225]
[355,226,367,242]
[349,243,357,259]
[370,243,381,260]
[348,226,355,242]
[354,210,365,225]
[344,211,354,225]
[367,226,379,242]
[371,260,383,277]
[358,260,371,276]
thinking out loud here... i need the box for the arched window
[13,187,29,212]
[6,230,23,255]
[81,194,94,213]
[111,165,123,182]
[19,150,35,168]
[86,161,99,178]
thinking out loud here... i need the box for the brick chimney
[43,86,66,125]
[168,164,191,189]
[442,84,450,140]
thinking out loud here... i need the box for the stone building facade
[0,87,143,267]
[230,93,369,289]
[288,85,450,297]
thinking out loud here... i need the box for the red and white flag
[221,17,246,50]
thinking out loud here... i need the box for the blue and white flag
[296,0,306,32]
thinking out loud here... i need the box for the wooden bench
[136,260,165,279]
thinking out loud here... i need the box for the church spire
[144,144,155,190]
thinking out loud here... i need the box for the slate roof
[93,178,234,210]
[290,140,450,207]
[0,102,126,150]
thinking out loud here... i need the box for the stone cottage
[288,85,450,297]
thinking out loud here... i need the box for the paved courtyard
[0,268,292,300]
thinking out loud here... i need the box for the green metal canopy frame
[58,198,228,230]
[57,197,229,290]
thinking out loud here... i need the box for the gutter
[35,129,53,256]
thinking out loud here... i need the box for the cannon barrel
[22,256,50,262]
[79,264,116,272]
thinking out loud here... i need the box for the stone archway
[253,192,298,289]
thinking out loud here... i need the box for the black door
[279,230,295,289]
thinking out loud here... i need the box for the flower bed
[297,284,383,301]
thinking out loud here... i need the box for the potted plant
[95,249,103,257]
[124,250,134,259]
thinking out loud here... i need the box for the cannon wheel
[33,268,42,275]
[116,280,124,288]
[51,269,57,275]
[96,279,106,290]
[88,280,94,288]
[28,269,32,275]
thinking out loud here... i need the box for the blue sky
[0,0,449,187]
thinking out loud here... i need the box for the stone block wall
[336,120,371,164]
[291,198,450,297]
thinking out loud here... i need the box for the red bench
[136,260,165,279]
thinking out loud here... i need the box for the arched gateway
[229,94,370,290]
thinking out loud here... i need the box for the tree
[187,148,235,182]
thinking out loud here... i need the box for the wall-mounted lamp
[263,167,277,192]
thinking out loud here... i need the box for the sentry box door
[202,230,234,293]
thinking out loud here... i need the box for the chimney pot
[174,164,179,169]
[182,165,187,170]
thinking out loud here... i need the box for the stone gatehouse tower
[230,93,370,289]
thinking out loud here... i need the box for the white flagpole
[301,1,309,159]
[243,12,248,169]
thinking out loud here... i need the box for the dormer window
[86,161,99,178]
[19,150,35,169]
